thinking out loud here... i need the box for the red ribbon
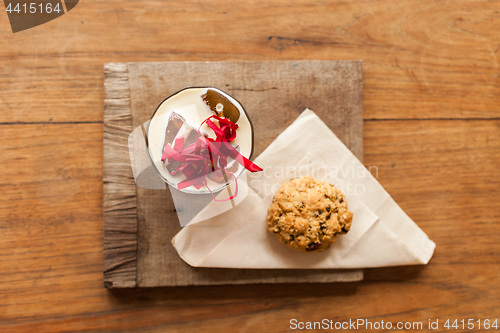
[161,115,262,193]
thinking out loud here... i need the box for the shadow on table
[105,265,427,305]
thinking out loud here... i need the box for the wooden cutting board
[103,61,364,288]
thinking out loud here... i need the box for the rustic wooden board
[103,60,364,288]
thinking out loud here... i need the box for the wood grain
[103,63,137,288]
[1,0,498,123]
[104,60,364,288]
[1,0,499,331]
[1,120,498,331]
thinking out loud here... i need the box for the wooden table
[1,1,499,331]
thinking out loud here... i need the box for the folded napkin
[172,109,436,268]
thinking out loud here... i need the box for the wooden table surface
[1,1,499,332]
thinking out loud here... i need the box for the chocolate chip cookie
[266,177,353,253]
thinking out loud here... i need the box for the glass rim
[146,86,254,194]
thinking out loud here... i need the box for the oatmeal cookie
[266,177,353,253]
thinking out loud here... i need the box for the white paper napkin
[172,109,436,268]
